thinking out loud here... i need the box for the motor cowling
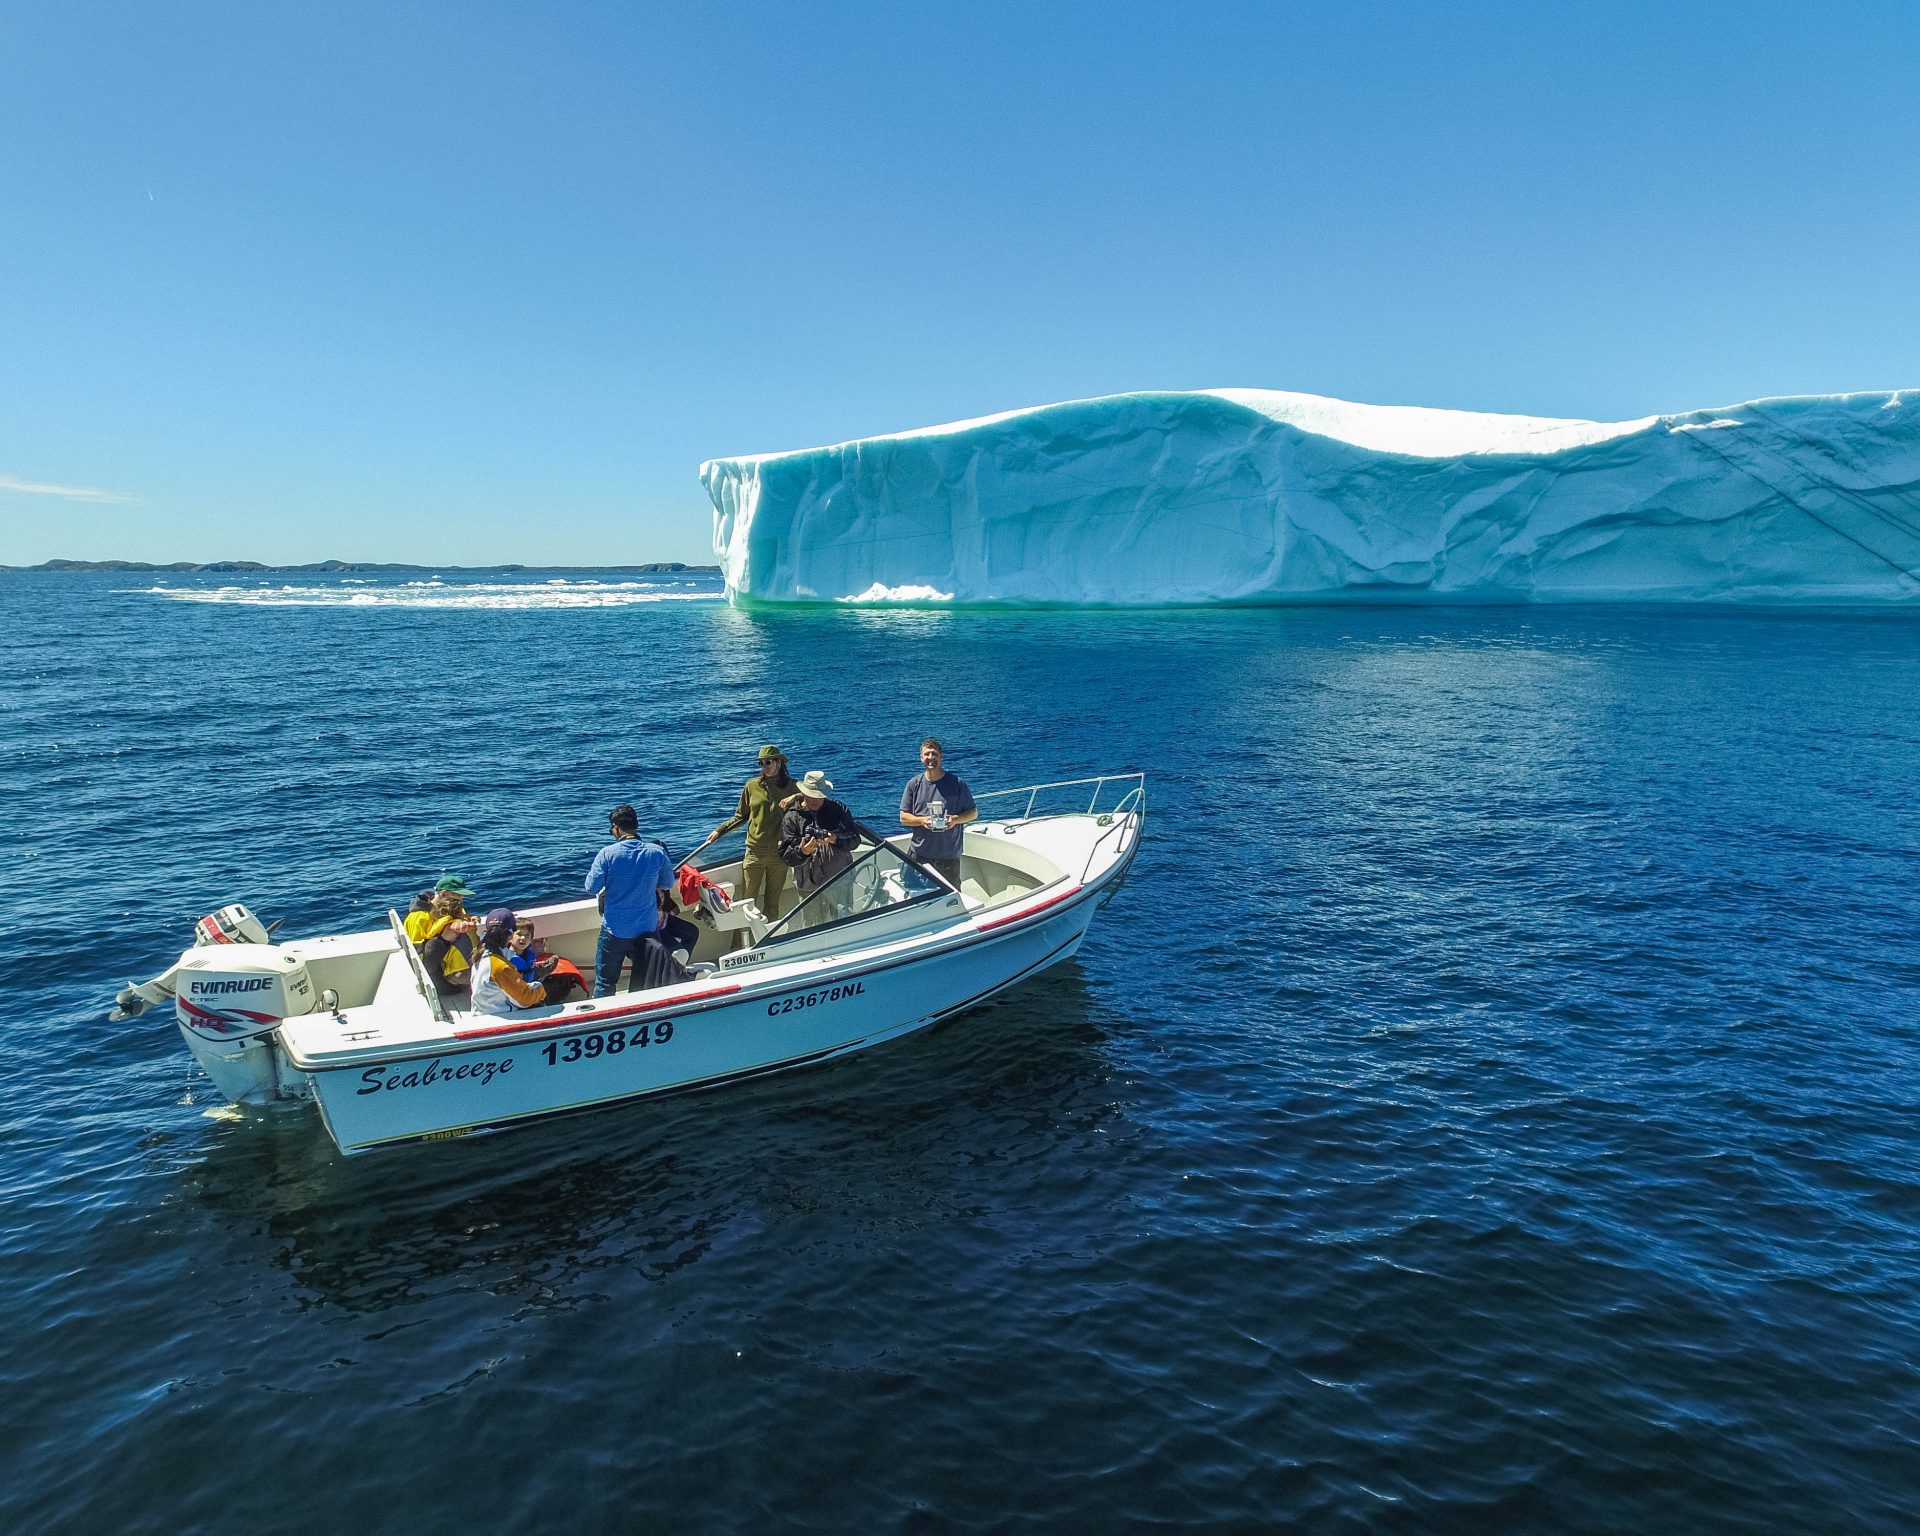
[174,945,316,1043]
[194,903,272,948]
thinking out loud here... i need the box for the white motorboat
[114,775,1145,1156]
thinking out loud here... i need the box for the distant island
[1,559,720,574]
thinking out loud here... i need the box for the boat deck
[275,818,1107,1068]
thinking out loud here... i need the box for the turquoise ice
[702,389,1920,606]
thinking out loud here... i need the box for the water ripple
[0,573,1917,1533]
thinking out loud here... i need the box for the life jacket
[404,911,472,981]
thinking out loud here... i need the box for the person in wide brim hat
[778,768,859,898]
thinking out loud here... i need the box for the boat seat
[373,947,423,1007]
[708,896,769,942]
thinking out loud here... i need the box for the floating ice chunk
[702,388,1920,607]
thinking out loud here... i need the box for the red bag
[677,864,732,913]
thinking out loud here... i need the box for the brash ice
[701,389,1920,606]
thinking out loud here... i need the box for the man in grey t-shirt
[899,737,977,891]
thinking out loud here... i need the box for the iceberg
[701,389,1920,607]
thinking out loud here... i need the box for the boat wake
[134,580,717,610]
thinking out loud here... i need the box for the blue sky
[2,1,1916,566]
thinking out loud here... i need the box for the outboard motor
[193,903,273,948]
[173,944,316,1103]
[112,903,278,1021]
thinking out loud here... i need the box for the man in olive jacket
[704,743,800,920]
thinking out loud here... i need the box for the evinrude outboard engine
[113,903,280,1022]
[110,903,316,1106]
[173,945,317,1103]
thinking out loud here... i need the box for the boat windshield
[760,844,950,946]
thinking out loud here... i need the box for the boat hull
[307,886,1097,1154]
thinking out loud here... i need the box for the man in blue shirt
[584,803,678,996]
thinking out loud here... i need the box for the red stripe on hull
[973,884,1082,933]
[451,982,742,1039]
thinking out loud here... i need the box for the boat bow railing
[973,773,1146,884]
[1080,782,1146,885]
[973,772,1146,824]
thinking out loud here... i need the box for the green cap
[757,744,784,762]
[434,875,478,897]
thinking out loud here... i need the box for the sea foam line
[134,582,716,610]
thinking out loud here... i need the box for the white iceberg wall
[701,389,1920,606]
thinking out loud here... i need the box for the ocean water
[3,569,1918,1534]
